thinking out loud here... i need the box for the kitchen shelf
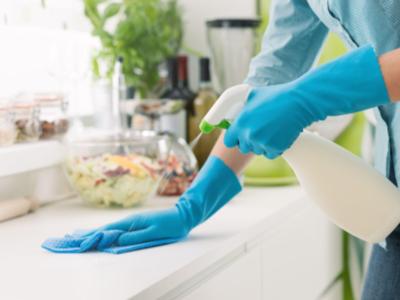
[0,141,65,177]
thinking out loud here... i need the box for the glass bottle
[178,56,196,138]
[112,57,128,130]
[178,55,196,102]
[160,57,188,140]
[189,57,220,166]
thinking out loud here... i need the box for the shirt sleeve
[245,0,329,86]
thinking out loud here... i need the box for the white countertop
[0,186,306,300]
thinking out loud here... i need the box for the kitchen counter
[0,186,340,300]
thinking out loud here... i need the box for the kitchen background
[0,0,263,200]
[0,0,257,115]
[0,1,372,299]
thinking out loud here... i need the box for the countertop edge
[132,195,306,300]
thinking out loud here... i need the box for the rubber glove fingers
[237,141,252,155]
[223,126,239,149]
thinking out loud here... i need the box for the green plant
[84,0,183,98]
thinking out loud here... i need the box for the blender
[206,19,260,92]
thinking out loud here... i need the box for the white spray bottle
[199,84,400,243]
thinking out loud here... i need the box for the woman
[44,1,400,298]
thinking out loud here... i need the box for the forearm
[380,48,400,101]
[210,132,253,174]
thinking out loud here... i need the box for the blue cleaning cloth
[42,230,181,254]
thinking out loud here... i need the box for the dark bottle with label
[160,57,188,140]
[178,56,196,139]
[189,57,220,166]
[178,55,196,104]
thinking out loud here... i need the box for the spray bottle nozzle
[199,119,231,134]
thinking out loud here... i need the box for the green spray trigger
[199,119,231,134]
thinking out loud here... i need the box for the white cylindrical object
[0,197,38,223]
[283,132,400,243]
[160,110,187,140]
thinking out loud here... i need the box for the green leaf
[102,3,121,21]
[91,57,101,78]
[84,0,183,96]
[83,0,102,28]
[93,28,114,47]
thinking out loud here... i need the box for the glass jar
[0,101,17,146]
[157,134,198,196]
[13,95,41,142]
[35,93,69,140]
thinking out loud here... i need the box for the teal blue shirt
[245,0,400,183]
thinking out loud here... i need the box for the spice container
[12,95,41,142]
[35,93,69,140]
[0,100,17,146]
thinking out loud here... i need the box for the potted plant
[83,0,183,98]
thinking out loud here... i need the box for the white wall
[181,0,257,55]
[0,0,89,31]
[0,0,257,114]
[0,0,257,50]
[0,0,93,114]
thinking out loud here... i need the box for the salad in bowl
[65,130,170,208]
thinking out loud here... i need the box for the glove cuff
[176,156,242,231]
[295,45,391,122]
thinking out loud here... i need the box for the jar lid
[206,18,261,28]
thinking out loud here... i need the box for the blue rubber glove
[42,156,241,254]
[224,45,391,159]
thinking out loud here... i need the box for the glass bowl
[64,130,171,208]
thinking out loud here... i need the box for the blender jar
[206,19,260,91]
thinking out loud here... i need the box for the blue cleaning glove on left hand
[42,156,241,254]
[224,45,391,159]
